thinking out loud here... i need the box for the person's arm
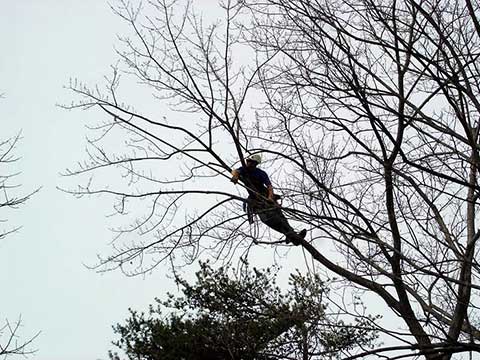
[262,171,275,201]
[231,168,241,184]
[267,184,274,201]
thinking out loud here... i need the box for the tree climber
[231,154,307,245]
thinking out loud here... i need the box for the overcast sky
[0,1,185,359]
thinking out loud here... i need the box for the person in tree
[231,154,306,244]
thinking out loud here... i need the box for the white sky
[0,1,182,359]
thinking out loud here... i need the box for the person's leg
[256,204,293,234]
[256,203,307,244]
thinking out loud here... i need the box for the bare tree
[0,132,37,240]
[0,317,38,359]
[65,0,480,358]
[1,98,39,358]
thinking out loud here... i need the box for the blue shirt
[237,167,271,198]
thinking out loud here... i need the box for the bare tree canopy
[0,317,38,359]
[1,91,40,357]
[65,0,480,358]
[0,131,39,357]
[0,132,37,241]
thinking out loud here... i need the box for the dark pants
[248,198,294,235]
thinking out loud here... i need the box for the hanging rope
[249,212,259,240]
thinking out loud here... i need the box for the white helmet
[247,154,262,164]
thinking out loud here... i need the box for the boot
[285,230,304,246]
[298,229,307,239]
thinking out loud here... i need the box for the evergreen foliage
[109,262,377,360]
